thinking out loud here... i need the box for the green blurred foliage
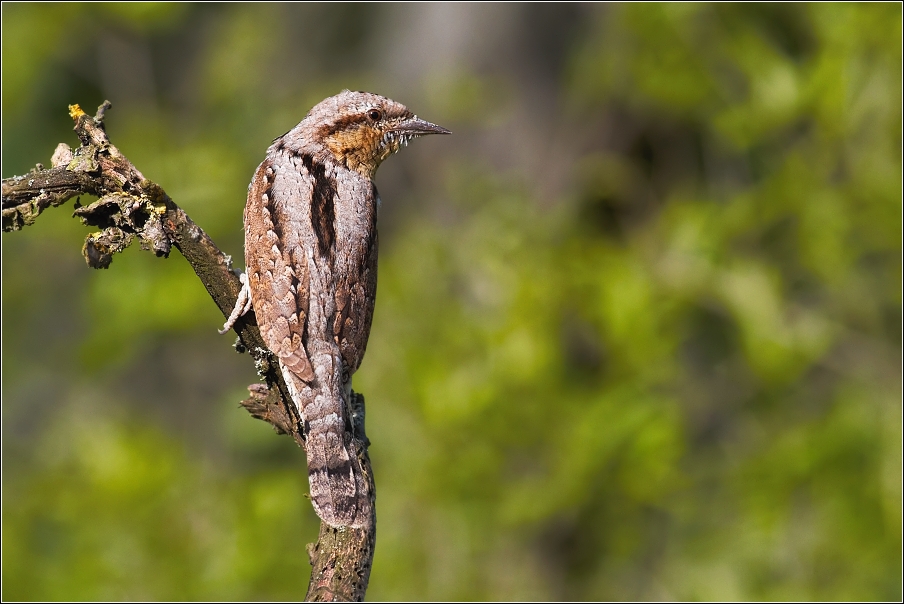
[2,3,901,601]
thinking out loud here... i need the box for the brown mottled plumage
[224,91,448,527]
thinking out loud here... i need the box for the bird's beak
[393,117,451,136]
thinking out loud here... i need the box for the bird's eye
[367,109,383,122]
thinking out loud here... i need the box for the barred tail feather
[279,361,371,528]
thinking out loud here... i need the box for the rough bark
[1,102,375,602]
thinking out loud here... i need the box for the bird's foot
[219,271,252,334]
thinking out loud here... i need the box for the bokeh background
[2,3,901,600]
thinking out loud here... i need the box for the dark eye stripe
[316,114,369,138]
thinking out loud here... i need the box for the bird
[221,90,449,527]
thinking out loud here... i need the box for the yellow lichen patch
[138,185,169,215]
[144,197,167,216]
[68,104,86,120]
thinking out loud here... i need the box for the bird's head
[301,90,450,178]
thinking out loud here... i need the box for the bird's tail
[280,361,372,528]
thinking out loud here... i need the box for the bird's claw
[219,271,252,334]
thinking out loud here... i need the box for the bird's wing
[244,158,314,382]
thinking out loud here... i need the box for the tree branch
[1,102,375,602]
